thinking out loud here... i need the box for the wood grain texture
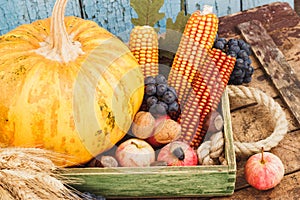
[212,171,300,200]
[218,2,300,38]
[238,20,300,126]
[296,0,300,15]
[241,0,294,10]
[0,0,81,35]
[82,0,133,42]
[185,0,241,17]
[270,21,300,79]
[65,166,235,198]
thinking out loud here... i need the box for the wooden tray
[62,88,236,198]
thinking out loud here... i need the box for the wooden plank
[0,0,81,35]
[242,0,294,10]
[212,170,300,200]
[185,0,241,17]
[237,20,300,126]
[296,0,300,15]
[218,2,300,38]
[269,21,300,80]
[82,0,133,42]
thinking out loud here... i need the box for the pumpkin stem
[35,0,84,63]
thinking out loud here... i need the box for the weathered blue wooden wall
[0,0,294,41]
[0,0,81,36]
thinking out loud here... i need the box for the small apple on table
[244,147,285,190]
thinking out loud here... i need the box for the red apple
[244,148,285,190]
[115,138,155,167]
[157,141,198,166]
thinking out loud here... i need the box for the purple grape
[227,50,237,58]
[243,76,252,83]
[238,50,249,59]
[144,76,156,85]
[235,58,245,68]
[240,43,252,55]
[145,84,156,96]
[162,91,176,104]
[238,39,246,47]
[150,102,167,115]
[156,84,168,96]
[167,86,178,98]
[218,38,227,44]
[229,45,240,54]
[244,57,252,65]
[214,40,225,50]
[155,74,167,84]
[227,38,238,46]
[168,101,179,112]
[232,68,245,78]
[157,101,168,112]
[146,96,158,108]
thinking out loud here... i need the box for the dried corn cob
[179,50,235,148]
[129,26,159,77]
[168,24,235,148]
[168,7,218,104]
[209,48,236,85]
[178,50,224,148]
[187,50,235,148]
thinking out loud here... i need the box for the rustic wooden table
[210,2,300,200]
[150,2,300,200]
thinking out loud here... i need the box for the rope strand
[197,85,288,162]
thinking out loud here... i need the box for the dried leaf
[130,0,165,26]
[159,11,191,61]
[166,10,190,33]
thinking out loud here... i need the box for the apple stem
[261,147,265,164]
[131,141,141,148]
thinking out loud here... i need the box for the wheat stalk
[0,147,83,200]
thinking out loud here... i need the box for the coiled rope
[198,85,288,165]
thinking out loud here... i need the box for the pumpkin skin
[0,1,144,166]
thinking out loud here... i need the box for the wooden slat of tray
[237,20,300,126]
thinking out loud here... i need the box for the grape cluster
[140,74,181,120]
[214,36,254,85]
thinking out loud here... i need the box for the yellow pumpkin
[0,0,144,166]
